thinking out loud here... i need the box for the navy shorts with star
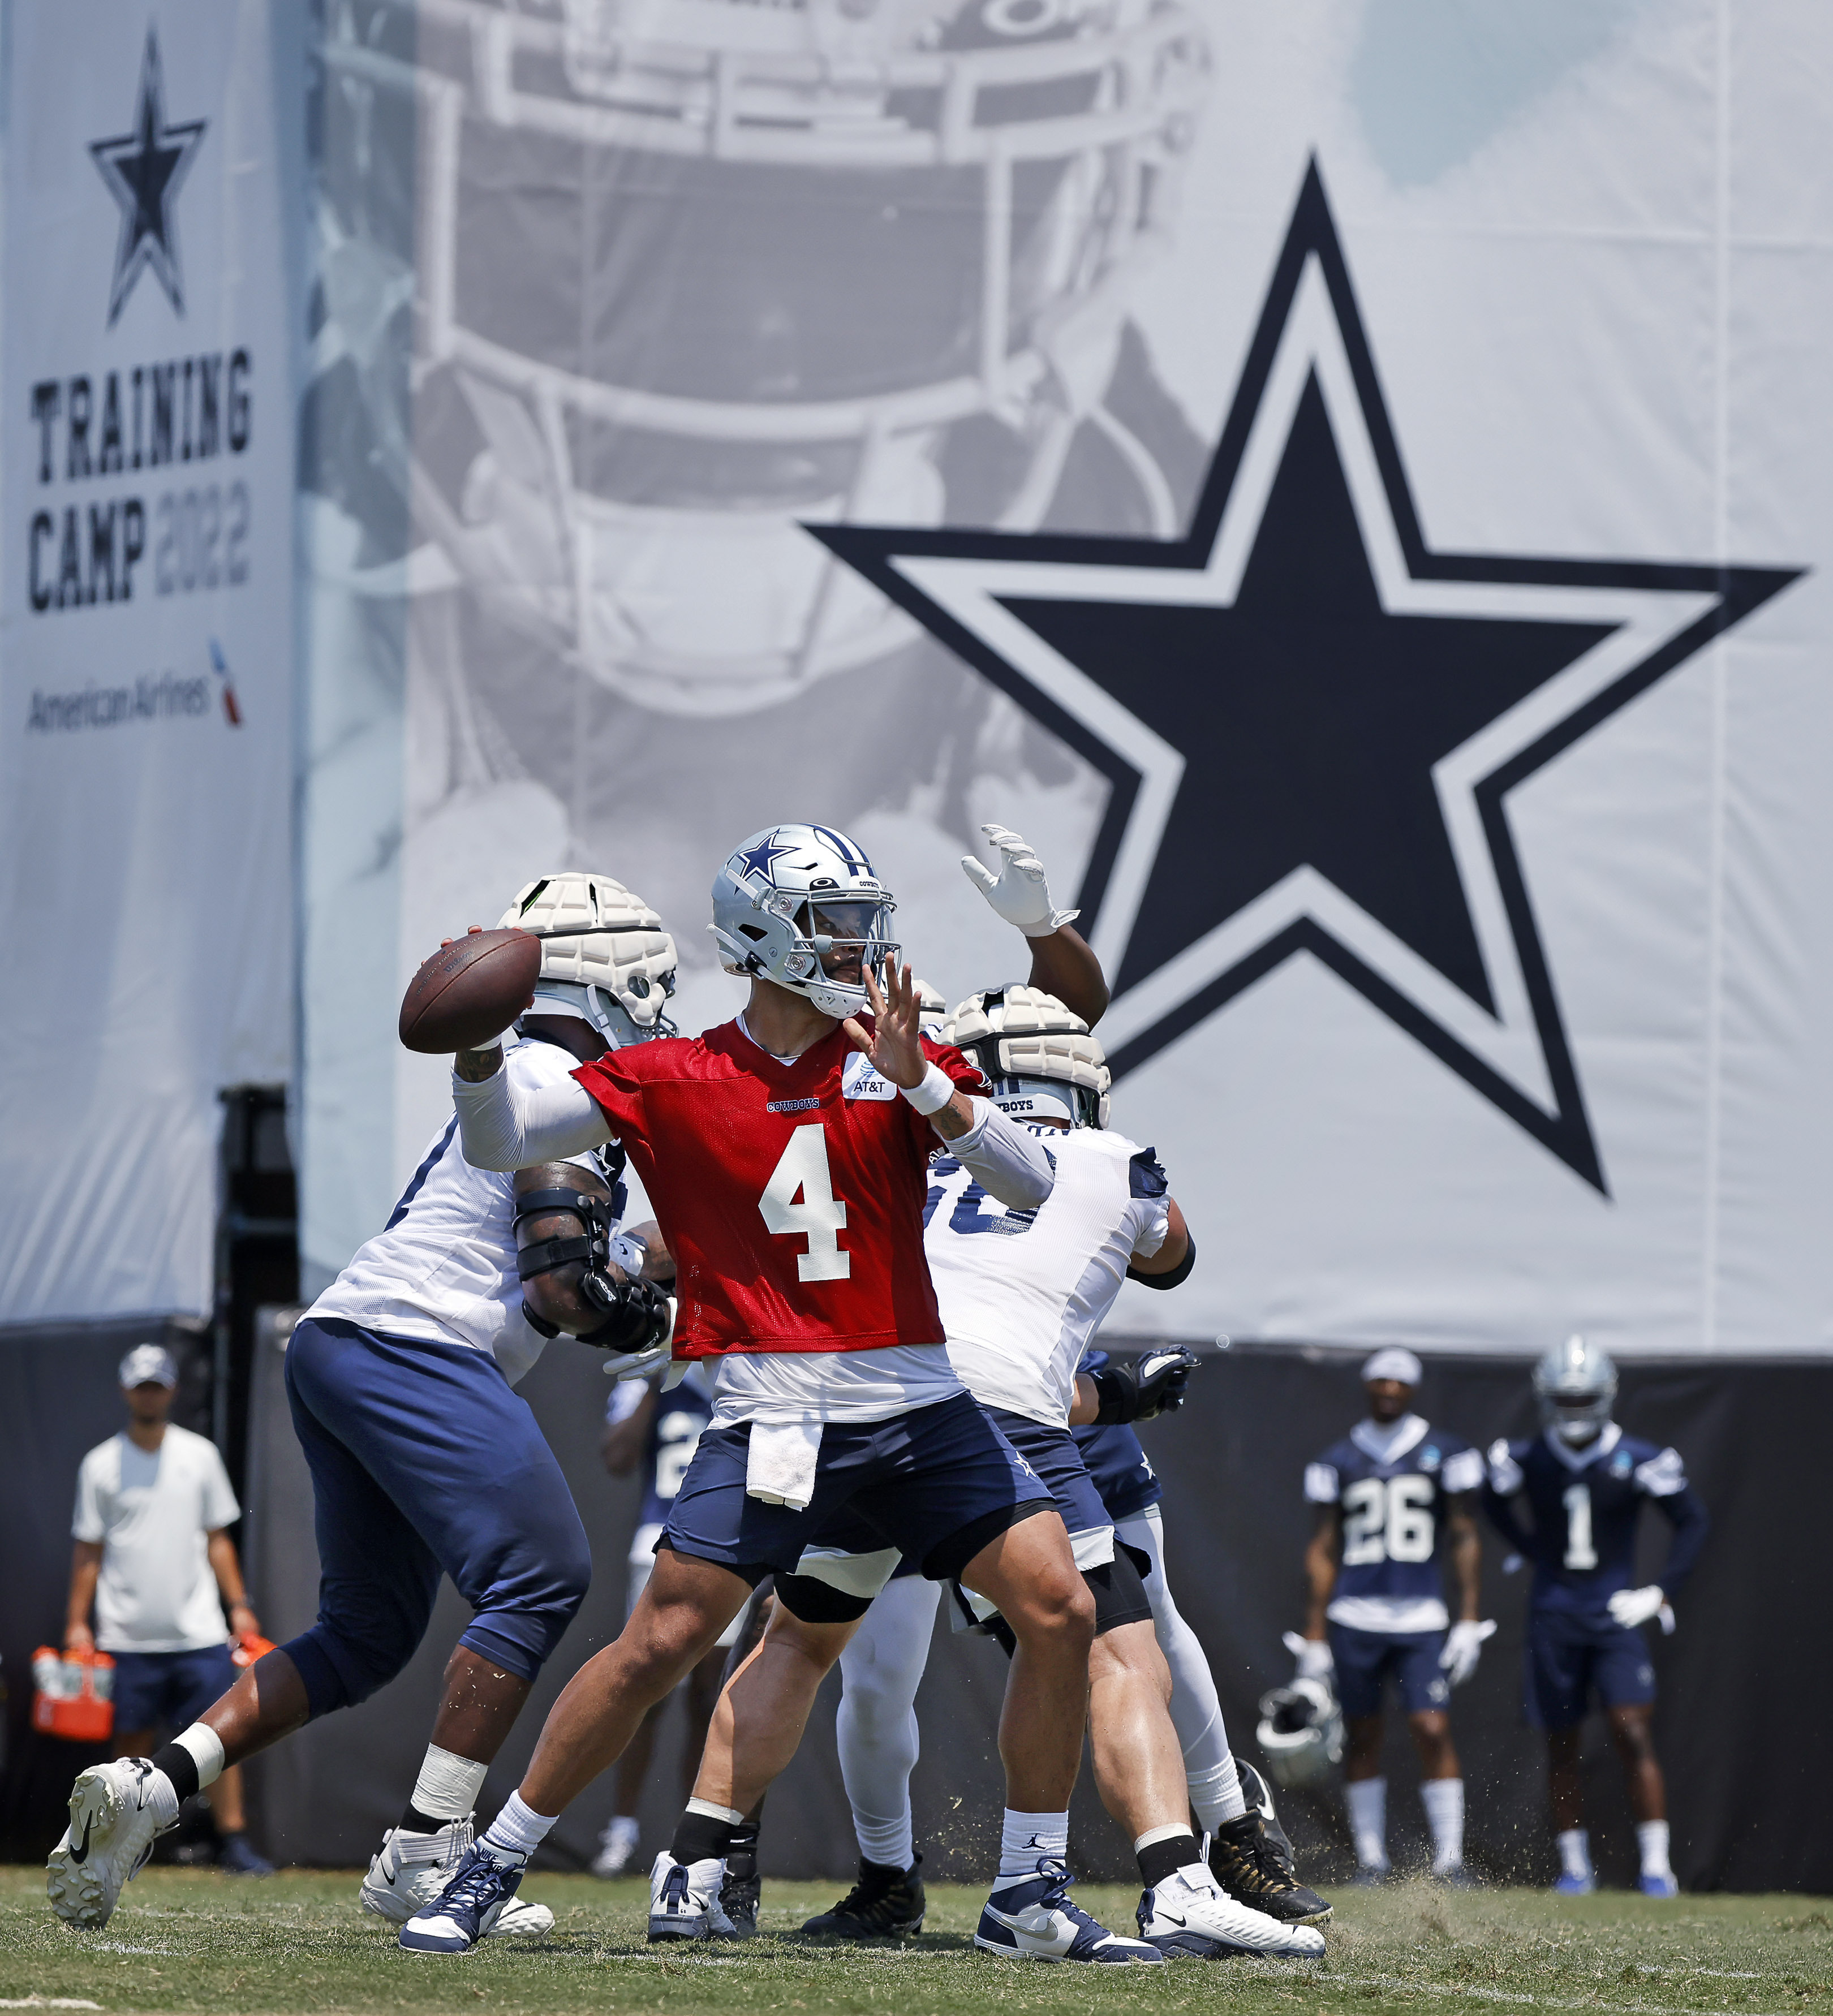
[1328,1623,1450,1718]
[1523,1607,1656,1730]
[661,1390,1053,1585]
[983,1409,1116,1554]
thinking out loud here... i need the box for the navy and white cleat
[46,1759,174,1930]
[648,1851,736,1942]
[1638,1871,1680,1899]
[398,1842,528,1953]
[364,1822,552,1939]
[975,1858,1164,1964]
[1137,1864,1326,1958]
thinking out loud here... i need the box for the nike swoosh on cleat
[1156,1912,1186,1927]
[72,1816,94,1863]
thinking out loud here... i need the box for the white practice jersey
[311,1038,631,1386]
[929,1126,1171,1428]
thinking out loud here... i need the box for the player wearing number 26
[1483,1336,1709,1898]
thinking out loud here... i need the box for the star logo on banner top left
[89,25,206,328]
[812,162,1799,1191]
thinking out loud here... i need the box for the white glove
[1438,1618,1497,1687]
[1607,1585,1667,1630]
[1282,1630,1334,1682]
[960,825,1079,936]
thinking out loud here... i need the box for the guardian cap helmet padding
[710,824,898,1021]
[1533,1333,1619,1446]
[941,984,1110,1128]
[503,872,678,1049]
[1255,1679,1344,1790]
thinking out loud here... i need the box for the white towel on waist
[746,1420,823,1509]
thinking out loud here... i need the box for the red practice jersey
[572,1019,986,1358]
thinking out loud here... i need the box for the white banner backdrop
[0,0,295,1322]
[298,0,1828,1358]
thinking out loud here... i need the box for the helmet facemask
[1532,1334,1619,1446]
[711,826,899,1020]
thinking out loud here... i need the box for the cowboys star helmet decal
[812,162,1800,1191]
[735,834,797,887]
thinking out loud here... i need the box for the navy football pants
[279,1318,591,1719]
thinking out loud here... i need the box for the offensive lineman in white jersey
[652,980,1326,1960]
[47,876,677,1935]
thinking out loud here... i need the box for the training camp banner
[0,0,296,1323]
[297,0,1828,1358]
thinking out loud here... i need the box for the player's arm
[64,1540,102,1653]
[452,1046,613,1169]
[1127,1197,1192,1285]
[1480,1438,1535,1554]
[513,1163,668,1353]
[1445,1494,1482,1625]
[619,1217,676,1286]
[206,1528,260,1639]
[1651,1483,1709,1600]
[962,824,1109,1026]
[1071,1346,1200,1425]
[847,964,1055,1205]
[1302,1504,1340,1643]
[601,1379,659,1477]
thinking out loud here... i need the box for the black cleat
[1208,1813,1333,1926]
[720,1825,761,1939]
[801,1854,925,1940]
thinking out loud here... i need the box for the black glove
[1090,1345,1201,1425]
[578,1273,672,1357]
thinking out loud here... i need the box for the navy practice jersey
[605,1365,718,1530]
[1306,1416,1484,1631]
[1072,1349,1163,1522]
[1484,1424,1708,1618]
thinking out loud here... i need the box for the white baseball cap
[118,1343,178,1389]
[1361,1347,1423,1388]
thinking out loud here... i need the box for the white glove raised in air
[960,825,1079,936]
[1607,1585,1668,1631]
[1282,1630,1335,1682]
[1438,1618,1498,1687]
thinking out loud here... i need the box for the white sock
[174,1724,226,1790]
[999,1808,1069,1879]
[1421,1777,1465,1873]
[410,1743,488,1825]
[1346,1776,1388,1870]
[1557,1828,1593,1880]
[1637,1820,1672,1879]
[481,1791,558,1864]
[1188,1754,1248,1830]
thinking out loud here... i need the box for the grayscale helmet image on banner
[296,0,1827,1359]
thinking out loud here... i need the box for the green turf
[1,1868,1827,2016]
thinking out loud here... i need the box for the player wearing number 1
[401,824,1144,1961]
[1483,1336,1709,1899]
[1296,1350,1489,1885]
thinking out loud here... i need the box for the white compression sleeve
[451,1062,610,1169]
[1118,1509,1244,1825]
[836,1576,941,1869]
[948,1100,1056,1208]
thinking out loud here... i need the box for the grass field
[2,1869,1828,2016]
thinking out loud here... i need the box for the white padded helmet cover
[501,872,678,1031]
[941,984,1111,1127]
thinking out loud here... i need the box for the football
[397,928,541,1054]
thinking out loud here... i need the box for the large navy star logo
[735,833,795,886]
[90,25,206,328]
[813,163,1799,1191]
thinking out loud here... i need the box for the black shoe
[1233,1756,1300,1872]
[720,1827,761,1939]
[1208,1813,1333,1926]
[801,1854,925,1940]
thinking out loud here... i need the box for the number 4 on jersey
[760,1125,850,1282]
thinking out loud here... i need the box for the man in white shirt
[64,1343,270,1876]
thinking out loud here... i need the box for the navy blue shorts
[279,1319,591,1719]
[109,1644,238,1736]
[1524,1608,1657,1730]
[1074,1421,1162,1522]
[1328,1623,1449,1718]
[984,1410,1115,1560]
[662,1392,1052,1586]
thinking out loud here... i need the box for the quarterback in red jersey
[408,824,1161,1964]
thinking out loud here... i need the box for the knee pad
[1084,1545,1155,1636]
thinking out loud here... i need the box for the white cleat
[647,1851,736,1941]
[591,1814,641,1879]
[362,1821,553,1938]
[46,1759,173,1930]
[975,1858,1164,1963]
[1137,1864,1327,1959]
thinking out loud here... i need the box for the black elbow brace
[514,1186,669,1357]
[1127,1231,1194,1290]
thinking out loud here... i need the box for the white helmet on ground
[1533,1333,1618,1446]
[709,824,898,1021]
[1255,1679,1345,1790]
[941,984,1109,1128]
[502,872,678,1049]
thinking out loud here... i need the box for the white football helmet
[709,823,898,1019]
[1533,1333,1618,1447]
[941,983,1109,1127]
[1255,1679,1344,1791]
[502,872,678,1047]
[320,0,1211,717]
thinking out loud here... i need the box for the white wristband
[900,1061,957,1115]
